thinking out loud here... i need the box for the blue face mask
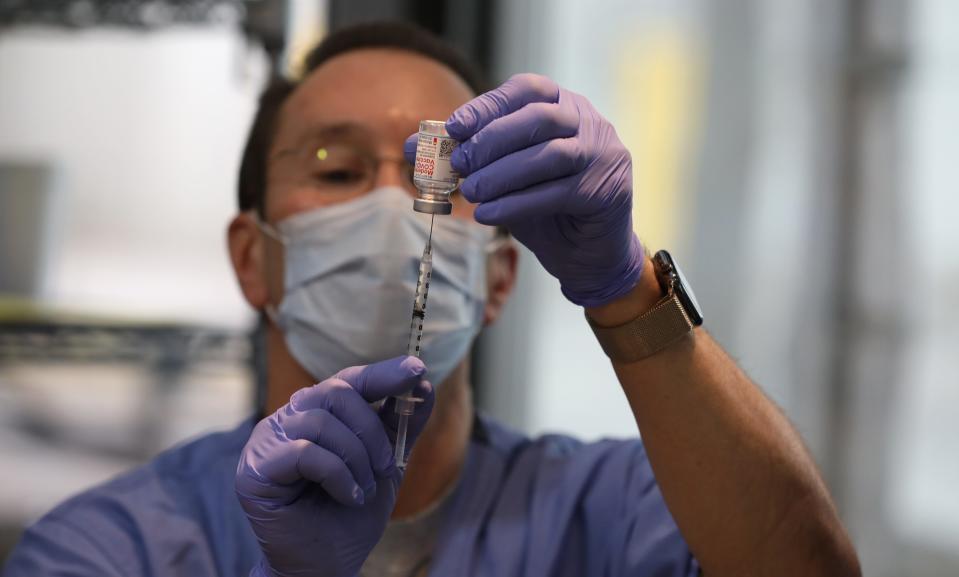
[262,186,493,385]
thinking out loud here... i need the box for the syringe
[394,216,434,469]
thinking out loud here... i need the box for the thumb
[334,355,426,403]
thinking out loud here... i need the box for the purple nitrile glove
[404,73,644,307]
[236,356,434,577]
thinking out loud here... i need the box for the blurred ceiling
[0,0,260,28]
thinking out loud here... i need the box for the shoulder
[3,419,256,576]
[60,417,253,518]
[149,417,255,484]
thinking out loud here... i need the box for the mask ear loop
[253,213,289,329]
[263,303,284,329]
[484,235,512,255]
[478,234,514,305]
[254,214,290,245]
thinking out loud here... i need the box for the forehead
[273,48,475,152]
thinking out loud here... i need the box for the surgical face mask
[262,186,494,386]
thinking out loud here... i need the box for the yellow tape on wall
[614,28,702,253]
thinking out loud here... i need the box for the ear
[483,239,519,326]
[227,212,271,310]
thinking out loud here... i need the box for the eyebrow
[270,122,377,159]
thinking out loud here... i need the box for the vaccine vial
[412,120,459,214]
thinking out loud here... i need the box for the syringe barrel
[406,245,432,358]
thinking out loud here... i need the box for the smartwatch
[587,250,704,363]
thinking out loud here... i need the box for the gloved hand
[405,73,644,307]
[236,356,434,577]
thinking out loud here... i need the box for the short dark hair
[237,21,488,215]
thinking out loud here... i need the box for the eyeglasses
[268,141,417,198]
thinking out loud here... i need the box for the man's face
[260,48,480,301]
[227,47,517,404]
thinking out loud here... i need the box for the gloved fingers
[473,174,580,227]
[333,355,426,402]
[290,379,396,476]
[403,133,418,165]
[236,419,300,502]
[379,379,435,458]
[278,407,377,501]
[292,440,368,507]
[446,73,560,141]
[235,419,364,507]
[451,98,579,176]
[460,137,589,204]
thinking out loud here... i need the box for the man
[4,22,861,577]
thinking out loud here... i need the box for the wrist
[585,254,662,327]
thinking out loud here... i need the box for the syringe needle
[427,213,434,247]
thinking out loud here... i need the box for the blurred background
[0,0,956,575]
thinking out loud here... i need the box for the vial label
[414,132,460,185]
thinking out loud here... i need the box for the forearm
[587,260,860,577]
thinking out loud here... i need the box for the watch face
[654,250,704,326]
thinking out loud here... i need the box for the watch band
[586,291,694,363]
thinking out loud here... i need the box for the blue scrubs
[4,416,699,576]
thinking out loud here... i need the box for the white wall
[484,0,708,441]
[0,26,267,328]
[890,0,959,558]
[0,25,266,526]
